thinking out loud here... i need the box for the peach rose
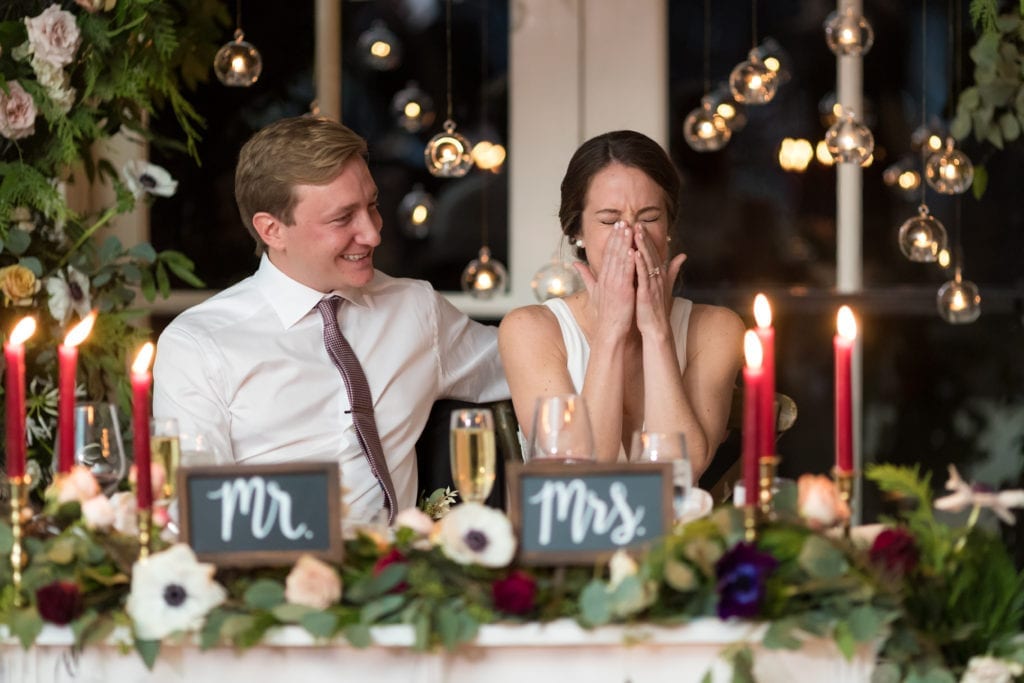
[0,265,41,306]
[81,495,116,530]
[284,555,342,610]
[25,4,81,68]
[797,474,850,529]
[55,465,101,503]
[0,81,38,140]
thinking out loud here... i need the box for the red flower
[492,571,537,615]
[35,580,83,625]
[373,548,409,593]
[869,528,919,577]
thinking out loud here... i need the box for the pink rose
[74,0,117,13]
[797,474,850,529]
[394,507,435,537]
[55,465,101,503]
[0,81,38,140]
[25,4,81,68]
[284,555,342,610]
[109,492,138,535]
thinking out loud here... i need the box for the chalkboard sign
[178,463,343,567]
[508,461,673,565]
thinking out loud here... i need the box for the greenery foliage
[1,467,1022,682]
[0,0,225,477]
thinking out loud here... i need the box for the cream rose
[25,4,81,68]
[81,495,116,530]
[0,81,38,140]
[284,555,342,610]
[0,265,41,306]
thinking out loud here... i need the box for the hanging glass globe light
[214,29,262,87]
[883,157,922,196]
[925,137,974,195]
[424,119,473,178]
[937,269,981,324]
[461,246,508,299]
[683,96,732,152]
[729,50,778,105]
[531,260,583,302]
[398,185,435,239]
[897,204,947,262]
[358,20,401,71]
[824,7,874,57]
[706,84,747,132]
[391,82,435,133]
[825,109,874,164]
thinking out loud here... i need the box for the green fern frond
[970,0,1001,32]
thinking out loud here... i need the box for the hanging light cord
[703,0,711,94]
[750,0,757,50]
[919,0,927,206]
[480,2,489,250]
[445,0,454,123]
[953,0,964,273]
[235,0,242,32]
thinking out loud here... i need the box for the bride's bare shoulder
[499,303,560,340]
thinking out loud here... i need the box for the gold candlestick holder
[138,508,152,560]
[9,474,30,607]
[758,455,780,520]
[833,468,854,537]
[743,504,758,542]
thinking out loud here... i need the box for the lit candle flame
[836,305,857,341]
[370,40,392,58]
[753,294,772,328]
[132,342,155,375]
[950,289,967,311]
[411,204,429,224]
[231,55,246,73]
[64,311,97,348]
[743,330,763,369]
[404,101,422,118]
[9,316,36,346]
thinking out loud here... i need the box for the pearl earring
[573,238,585,248]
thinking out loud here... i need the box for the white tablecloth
[1,619,878,683]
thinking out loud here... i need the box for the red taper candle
[4,317,36,479]
[753,294,776,460]
[57,312,96,473]
[131,342,155,509]
[834,306,857,473]
[742,331,764,504]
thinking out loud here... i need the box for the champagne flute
[449,408,497,504]
[150,417,181,501]
[72,402,127,495]
[629,431,691,518]
[527,394,595,463]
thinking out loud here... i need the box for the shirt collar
[254,255,373,329]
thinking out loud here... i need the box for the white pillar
[835,0,864,522]
[315,0,342,121]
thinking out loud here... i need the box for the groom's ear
[253,212,285,251]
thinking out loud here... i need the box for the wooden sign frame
[178,462,343,567]
[507,460,673,565]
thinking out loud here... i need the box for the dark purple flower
[714,542,778,619]
[869,528,919,577]
[492,571,537,615]
[35,580,83,625]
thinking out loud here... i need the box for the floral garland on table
[0,0,224,481]
[2,464,1024,683]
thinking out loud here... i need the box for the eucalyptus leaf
[92,269,113,287]
[763,618,802,650]
[11,608,43,649]
[300,610,337,638]
[847,605,887,642]
[47,537,76,565]
[243,579,285,610]
[99,236,122,263]
[4,228,30,255]
[797,535,848,580]
[996,13,1021,33]
[134,638,161,671]
[360,594,406,624]
[199,608,231,650]
[833,620,856,660]
[986,125,1005,149]
[979,82,1016,107]
[579,580,612,626]
[972,32,1001,65]
[17,256,42,276]
[960,86,981,110]
[343,622,372,648]
[610,575,648,617]
[951,112,973,141]
[155,261,170,297]
[0,522,13,553]
[437,604,460,648]
[271,603,316,623]
[219,614,256,639]
[1000,111,1021,140]
[129,242,158,263]
[872,662,902,683]
[973,165,989,200]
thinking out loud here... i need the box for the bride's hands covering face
[633,224,687,335]
[574,220,636,338]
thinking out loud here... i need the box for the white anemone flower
[126,544,227,640]
[961,656,1024,683]
[122,160,178,199]
[45,266,91,325]
[934,465,1024,525]
[437,502,515,568]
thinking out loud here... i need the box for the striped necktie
[317,296,397,522]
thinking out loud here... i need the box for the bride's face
[579,162,670,277]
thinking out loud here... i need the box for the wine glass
[449,408,497,504]
[72,402,127,495]
[629,431,692,519]
[527,394,595,463]
[150,417,181,501]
